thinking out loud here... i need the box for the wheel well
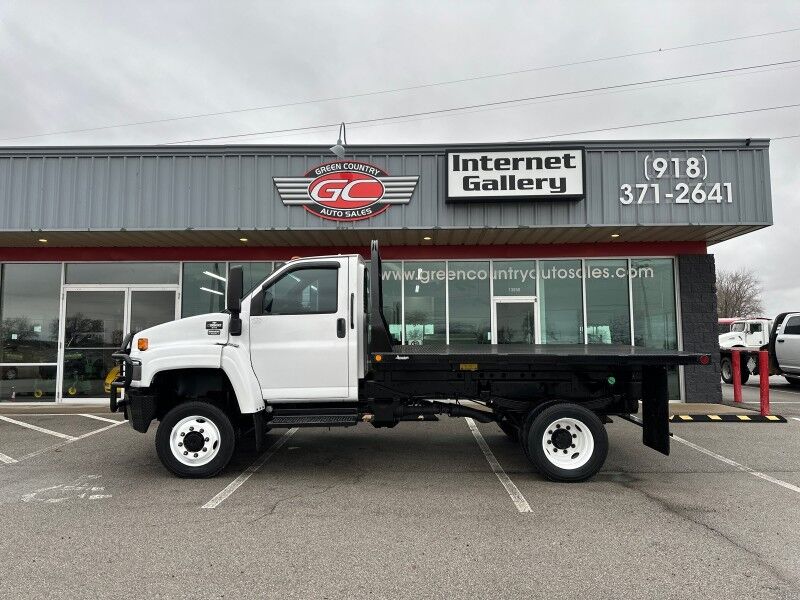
[150,368,240,422]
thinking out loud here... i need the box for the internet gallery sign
[446,149,584,202]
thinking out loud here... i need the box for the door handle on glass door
[337,318,346,338]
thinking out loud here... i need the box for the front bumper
[109,334,154,433]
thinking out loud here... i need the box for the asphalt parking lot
[0,406,798,600]
[723,376,800,418]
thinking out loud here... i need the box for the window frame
[784,316,800,335]
[250,262,340,317]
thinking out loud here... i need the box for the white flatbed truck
[110,241,710,482]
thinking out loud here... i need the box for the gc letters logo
[274,161,419,222]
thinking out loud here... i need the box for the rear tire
[523,403,608,483]
[156,401,236,478]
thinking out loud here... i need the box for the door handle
[337,318,346,338]
[778,339,785,343]
[350,293,355,329]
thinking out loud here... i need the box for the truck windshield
[731,323,746,332]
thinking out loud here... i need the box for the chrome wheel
[169,415,221,467]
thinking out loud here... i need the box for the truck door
[746,321,765,347]
[776,314,800,373]
[249,258,351,400]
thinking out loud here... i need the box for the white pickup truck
[719,313,800,386]
[110,242,709,482]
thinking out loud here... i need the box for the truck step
[269,414,359,427]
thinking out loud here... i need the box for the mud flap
[642,366,670,455]
[253,411,264,453]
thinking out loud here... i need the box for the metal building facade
[0,140,771,247]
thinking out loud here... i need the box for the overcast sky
[0,1,798,315]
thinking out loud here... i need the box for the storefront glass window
[539,260,583,344]
[235,262,274,296]
[182,262,226,317]
[449,261,491,344]
[632,258,679,400]
[493,261,536,296]
[381,262,403,344]
[632,259,678,350]
[66,262,179,285]
[585,259,631,345]
[0,263,61,402]
[403,261,446,345]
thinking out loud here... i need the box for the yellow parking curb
[668,414,787,423]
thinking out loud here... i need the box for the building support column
[677,254,722,403]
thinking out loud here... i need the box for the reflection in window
[632,259,677,350]
[263,268,338,315]
[0,263,61,364]
[449,261,490,344]
[403,261,446,345]
[539,260,583,344]
[0,365,57,402]
[182,263,226,317]
[493,261,536,296]
[631,259,679,400]
[381,262,403,344]
[235,262,274,296]
[66,262,179,284]
[585,259,631,345]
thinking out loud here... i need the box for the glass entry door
[492,298,537,345]
[58,287,177,401]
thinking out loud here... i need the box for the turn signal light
[137,338,149,351]
[374,354,382,362]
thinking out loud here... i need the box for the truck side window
[750,323,762,333]
[784,316,800,335]
[262,267,338,315]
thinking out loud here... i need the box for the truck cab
[719,317,772,349]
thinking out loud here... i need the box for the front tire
[156,401,236,478]
[721,355,749,385]
[523,404,608,482]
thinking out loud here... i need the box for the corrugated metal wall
[0,141,772,232]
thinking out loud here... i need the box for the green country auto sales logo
[273,160,419,221]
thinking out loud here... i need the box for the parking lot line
[15,420,126,462]
[673,434,800,496]
[201,428,298,509]
[0,415,76,441]
[78,413,122,424]
[465,418,532,513]
[0,451,18,464]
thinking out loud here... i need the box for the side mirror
[263,290,274,314]
[227,265,243,315]
[227,265,244,336]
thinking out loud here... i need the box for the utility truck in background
[719,318,772,351]
[719,313,800,386]
[111,241,709,483]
